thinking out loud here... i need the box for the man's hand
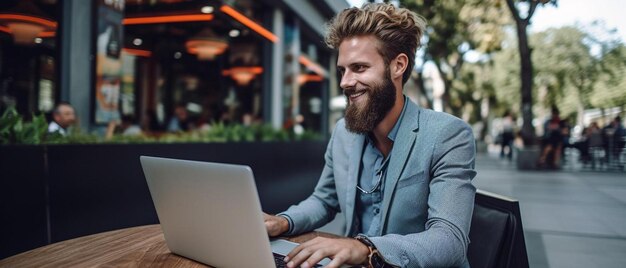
[284,237,369,268]
[263,213,290,237]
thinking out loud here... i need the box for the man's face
[54,105,76,128]
[337,35,396,134]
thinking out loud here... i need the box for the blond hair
[325,3,426,84]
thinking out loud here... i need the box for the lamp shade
[7,22,44,43]
[0,1,57,44]
[222,66,263,86]
[186,39,228,60]
[186,28,228,60]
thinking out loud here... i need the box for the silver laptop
[140,156,329,268]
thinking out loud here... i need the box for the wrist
[279,216,290,234]
[354,238,370,265]
[355,235,395,268]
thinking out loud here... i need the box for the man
[48,102,76,136]
[264,3,476,268]
[166,104,194,132]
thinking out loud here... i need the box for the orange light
[298,74,324,85]
[0,14,57,28]
[123,14,214,25]
[37,31,55,37]
[299,55,328,77]
[0,26,10,34]
[186,39,228,60]
[222,66,263,86]
[220,5,278,43]
[123,48,152,57]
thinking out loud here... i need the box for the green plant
[1,108,323,145]
[0,107,51,145]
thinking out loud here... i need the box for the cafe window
[0,0,60,116]
[123,0,271,131]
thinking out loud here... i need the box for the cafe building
[0,0,349,135]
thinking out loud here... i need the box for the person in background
[539,106,565,168]
[167,104,194,132]
[48,102,76,136]
[603,116,625,165]
[500,111,515,160]
[105,115,142,139]
[263,3,476,267]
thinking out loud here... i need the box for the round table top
[0,224,335,267]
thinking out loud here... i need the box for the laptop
[140,156,330,268]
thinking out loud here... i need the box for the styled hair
[325,3,426,84]
[53,101,72,114]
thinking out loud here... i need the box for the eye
[353,64,366,72]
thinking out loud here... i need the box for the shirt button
[374,208,380,214]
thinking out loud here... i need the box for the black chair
[467,189,529,268]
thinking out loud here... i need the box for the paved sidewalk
[474,153,626,268]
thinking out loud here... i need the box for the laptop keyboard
[273,253,322,268]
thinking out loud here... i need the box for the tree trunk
[516,20,536,145]
[576,95,585,127]
[506,0,541,146]
[413,72,433,109]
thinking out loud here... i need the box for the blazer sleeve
[279,125,342,235]
[369,118,477,267]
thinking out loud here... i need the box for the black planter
[0,145,48,259]
[0,141,326,259]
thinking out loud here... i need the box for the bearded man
[264,3,476,268]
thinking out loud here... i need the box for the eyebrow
[337,61,370,69]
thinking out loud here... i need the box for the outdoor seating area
[1,0,625,267]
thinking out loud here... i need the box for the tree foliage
[397,0,625,136]
[488,25,626,125]
[400,0,510,115]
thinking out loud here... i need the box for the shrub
[0,108,322,145]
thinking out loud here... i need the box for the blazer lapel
[379,100,421,234]
[344,133,364,236]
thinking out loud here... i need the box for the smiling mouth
[349,91,365,99]
[345,89,366,100]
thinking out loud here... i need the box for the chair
[467,189,529,268]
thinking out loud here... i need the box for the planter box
[0,146,48,259]
[0,141,326,259]
[516,147,540,170]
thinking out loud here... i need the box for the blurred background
[0,0,624,148]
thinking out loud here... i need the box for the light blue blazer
[282,99,477,267]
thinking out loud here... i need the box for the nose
[339,70,356,90]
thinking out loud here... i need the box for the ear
[390,53,408,81]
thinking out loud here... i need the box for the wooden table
[0,225,336,267]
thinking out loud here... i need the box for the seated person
[263,4,476,267]
[48,102,76,136]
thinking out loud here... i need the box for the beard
[344,71,396,134]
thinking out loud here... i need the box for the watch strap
[354,235,398,268]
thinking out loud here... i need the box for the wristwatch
[354,235,397,268]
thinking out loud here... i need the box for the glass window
[0,0,60,116]
[124,0,270,133]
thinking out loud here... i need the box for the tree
[400,0,510,115]
[504,0,556,145]
[531,25,626,125]
[590,44,626,110]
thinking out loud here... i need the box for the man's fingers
[287,238,337,268]
[287,246,314,268]
[325,255,347,268]
[303,249,330,268]
[287,237,321,260]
